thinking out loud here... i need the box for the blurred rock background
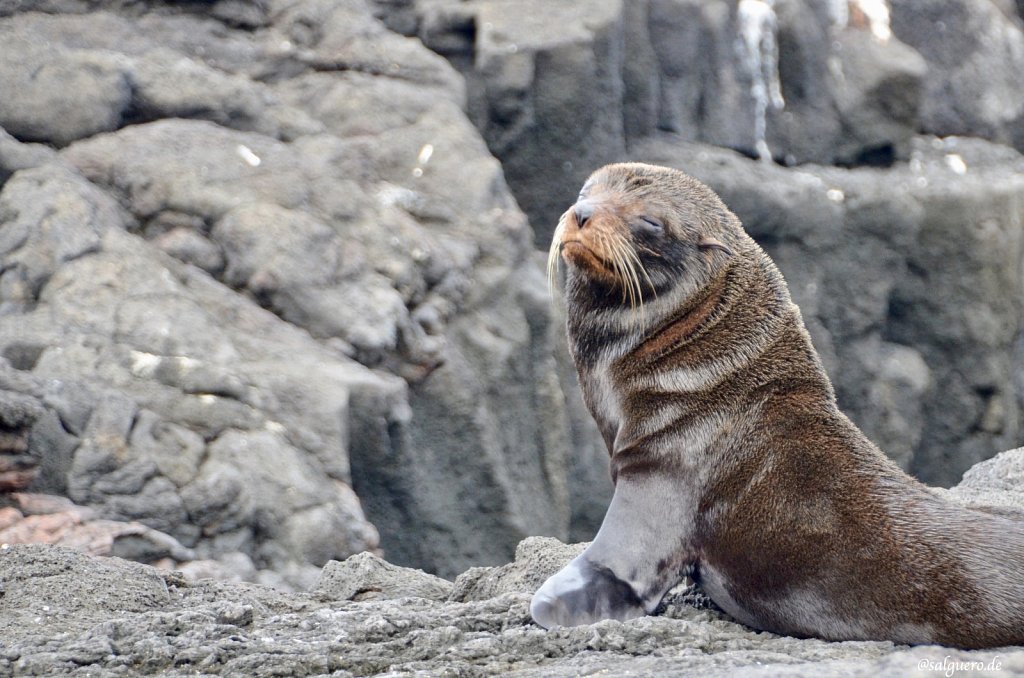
[0,0,1022,583]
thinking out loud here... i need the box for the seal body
[531,162,1024,649]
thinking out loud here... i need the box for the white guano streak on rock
[854,0,891,43]
[945,153,967,175]
[830,0,892,43]
[827,0,849,28]
[413,143,434,178]
[417,144,434,165]
[130,350,161,378]
[737,0,784,162]
[236,144,261,167]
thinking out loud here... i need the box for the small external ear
[698,235,733,256]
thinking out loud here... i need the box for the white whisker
[547,213,568,297]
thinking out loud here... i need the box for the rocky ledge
[3,448,1024,677]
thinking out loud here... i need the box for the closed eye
[637,216,664,234]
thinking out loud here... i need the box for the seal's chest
[580,362,627,444]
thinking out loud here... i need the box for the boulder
[0,390,43,491]
[950,446,1024,517]
[313,550,453,601]
[0,34,131,146]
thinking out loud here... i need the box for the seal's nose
[575,203,593,229]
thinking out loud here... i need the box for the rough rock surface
[386,0,928,235]
[314,550,453,602]
[890,0,1024,149]
[2,449,1024,676]
[0,493,195,563]
[0,0,579,580]
[386,0,1024,240]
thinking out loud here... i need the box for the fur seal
[530,162,1024,649]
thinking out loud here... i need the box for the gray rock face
[392,0,927,237]
[890,0,1024,150]
[0,390,43,491]
[3,445,1024,676]
[0,129,57,185]
[0,160,393,575]
[0,0,577,581]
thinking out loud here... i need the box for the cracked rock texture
[0,0,578,581]
[2,445,1024,677]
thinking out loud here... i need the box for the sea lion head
[547,162,737,312]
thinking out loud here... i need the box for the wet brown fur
[550,162,1024,649]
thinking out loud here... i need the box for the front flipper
[530,471,695,628]
[531,555,646,627]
